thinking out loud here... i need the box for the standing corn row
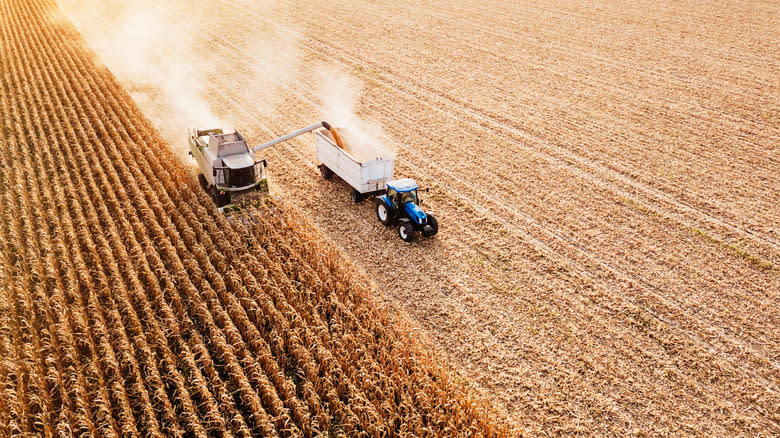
[0,0,507,435]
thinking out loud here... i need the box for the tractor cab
[386,179,420,209]
[376,178,438,242]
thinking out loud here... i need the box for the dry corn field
[0,0,507,436]
[1,0,778,436]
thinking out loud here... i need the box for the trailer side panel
[316,132,394,193]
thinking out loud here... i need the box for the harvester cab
[189,128,267,207]
[376,178,438,242]
[189,122,331,209]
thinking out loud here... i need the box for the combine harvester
[189,121,438,242]
[189,121,329,210]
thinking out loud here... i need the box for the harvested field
[3,0,778,435]
[0,0,504,436]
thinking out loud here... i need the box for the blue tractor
[375,178,439,242]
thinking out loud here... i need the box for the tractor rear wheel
[376,203,391,225]
[350,189,363,203]
[319,165,333,179]
[197,173,208,190]
[399,222,415,242]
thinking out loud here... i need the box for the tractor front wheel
[376,203,391,225]
[424,213,439,237]
[399,222,415,242]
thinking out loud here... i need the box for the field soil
[57,0,780,435]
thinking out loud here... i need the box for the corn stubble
[0,0,506,436]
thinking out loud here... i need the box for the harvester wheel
[350,189,363,203]
[218,192,231,207]
[319,165,333,179]
[425,213,439,237]
[209,187,229,207]
[399,222,415,242]
[197,173,208,190]
[376,203,391,225]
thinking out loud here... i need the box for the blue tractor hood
[405,202,427,225]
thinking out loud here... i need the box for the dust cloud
[56,0,230,163]
[317,66,396,162]
[56,0,392,166]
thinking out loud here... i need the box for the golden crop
[0,0,505,436]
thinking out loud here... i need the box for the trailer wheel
[424,213,439,237]
[376,203,391,225]
[399,222,415,242]
[319,165,333,179]
[350,189,363,203]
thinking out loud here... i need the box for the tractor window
[387,188,398,207]
[400,191,418,205]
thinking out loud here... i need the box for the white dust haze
[317,66,396,162]
[57,0,230,162]
[57,0,393,165]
